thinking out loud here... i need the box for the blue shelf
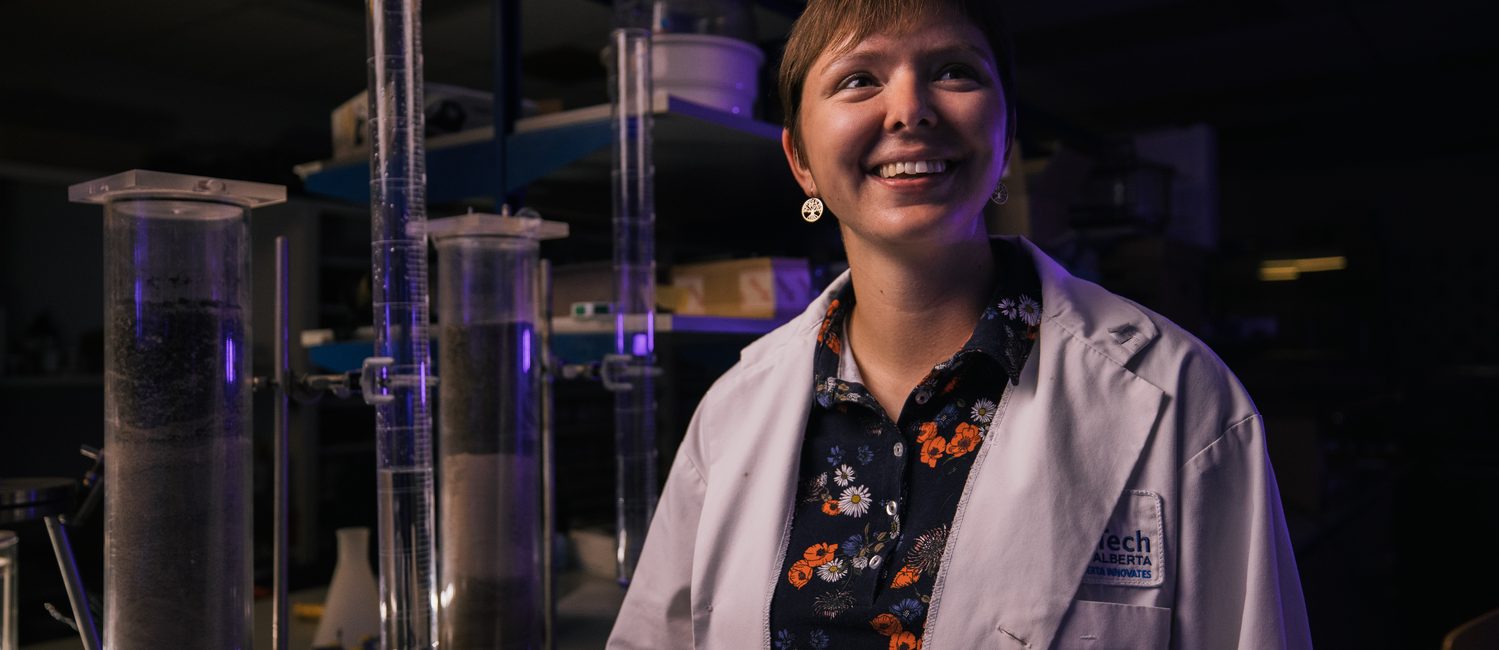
[294,93,781,205]
[305,314,788,373]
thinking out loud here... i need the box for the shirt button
[893,442,904,457]
[885,500,898,516]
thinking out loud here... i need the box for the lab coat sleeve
[1174,414,1313,649]
[606,411,709,650]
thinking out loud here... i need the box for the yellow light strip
[1258,265,1300,282]
[1258,256,1348,282]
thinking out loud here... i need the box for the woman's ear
[782,128,817,197]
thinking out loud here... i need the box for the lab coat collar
[724,237,1166,649]
[1014,235,1161,368]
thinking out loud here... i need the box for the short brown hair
[777,0,1017,162]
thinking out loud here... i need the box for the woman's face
[783,10,1007,252]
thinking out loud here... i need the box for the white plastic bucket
[652,33,765,116]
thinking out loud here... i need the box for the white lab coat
[608,238,1312,649]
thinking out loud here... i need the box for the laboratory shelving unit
[297,89,826,261]
[294,84,815,460]
[294,91,784,206]
[291,29,822,604]
[293,87,813,366]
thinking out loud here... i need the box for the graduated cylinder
[432,211,566,649]
[69,170,284,649]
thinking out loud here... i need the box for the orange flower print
[788,560,813,589]
[870,612,904,637]
[947,422,982,458]
[889,564,922,589]
[802,542,837,567]
[822,499,841,516]
[888,631,920,650]
[919,436,946,468]
[916,421,938,444]
[827,332,842,355]
[817,299,841,344]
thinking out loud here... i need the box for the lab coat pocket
[1051,600,1171,650]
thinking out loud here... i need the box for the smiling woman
[783,9,1006,261]
[608,2,1312,649]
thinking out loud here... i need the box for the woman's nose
[884,76,937,132]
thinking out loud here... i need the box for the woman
[610,1,1311,647]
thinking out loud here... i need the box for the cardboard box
[669,257,811,319]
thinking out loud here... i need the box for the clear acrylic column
[1,531,15,650]
[432,211,566,649]
[367,0,438,646]
[609,27,659,586]
[68,170,285,649]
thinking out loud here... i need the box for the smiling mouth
[872,159,953,179]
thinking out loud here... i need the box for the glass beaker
[70,170,285,649]
[431,211,566,649]
[1,530,15,650]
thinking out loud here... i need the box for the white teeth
[877,159,948,178]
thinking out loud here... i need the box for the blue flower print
[775,629,795,649]
[935,403,960,426]
[808,628,830,649]
[982,305,999,320]
[891,598,925,624]
[826,446,844,466]
[841,533,865,557]
[857,445,874,465]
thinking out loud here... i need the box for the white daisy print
[997,297,1019,320]
[970,399,998,425]
[832,464,856,487]
[838,485,872,517]
[868,554,882,569]
[1017,295,1042,326]
[817,558,848,582]
[851,555,869,570]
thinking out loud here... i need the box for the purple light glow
[632,333,649,357]
[133,217,147,338]
[225,337,236,383]
[521,327,532,373]
[133,278,144,339]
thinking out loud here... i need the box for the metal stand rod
[272,236,291,650]
[538,259,556,649]
[491,0,521,206]
[44,516,100,650]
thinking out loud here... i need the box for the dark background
[3,0,1497,647]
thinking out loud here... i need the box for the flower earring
[990,182,1009,206]
[801,197,824,223]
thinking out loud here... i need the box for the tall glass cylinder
[69,170,285,650]
[432,212,566,649]
[609,27,658,586]
[367,0,438,646]
[1,530,15,650]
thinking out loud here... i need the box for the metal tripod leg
[44,515,100,650]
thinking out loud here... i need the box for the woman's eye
[937,64,977,82]
[838,74,876,90]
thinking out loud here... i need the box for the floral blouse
[768,239,1041,650]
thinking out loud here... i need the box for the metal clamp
[598,353,663,392]
[360,356,439,405]
[361,357,395,404]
